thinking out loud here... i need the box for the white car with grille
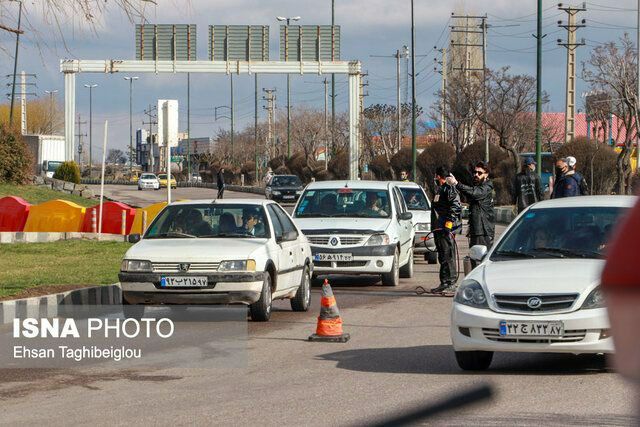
[138,173,160,190]
[119,199,312,321]
[451,196,636,370]
[292,181,415,287]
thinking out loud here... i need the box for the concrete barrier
[0,232,127,244]
[0,284,122,325]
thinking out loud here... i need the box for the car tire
[381,248,400,287]
[399,248,414,278]
[291,265,311,312]
[426,251,438,264]
[250,273,273,322]
[454,351,493,371]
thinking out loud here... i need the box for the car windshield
[46,161,63,172]
[158,174,167,179]
[491,206,626,261]
[294,188,391,218]
[271,176,302,187]
[400,187,430,210]
[141,174,156,180]
[145,204,270,239]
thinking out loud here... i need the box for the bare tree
[0,97,63,134]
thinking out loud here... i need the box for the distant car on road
[138,173,160,191]
[451,195,636,370]
[396,182,437,264]
[292,180,415,287]
[119,199,313,321]
[189,173,203,183]
[265,175,304,203]
[158,173,177,189]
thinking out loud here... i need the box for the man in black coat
[514,157,543,213]
[430,166,462,293]
[217,168,225,199]
[448,161,495,250]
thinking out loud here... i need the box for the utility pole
[143,105,157,173]
[331,0,336,158]
[84,84,98,176]
[75,113,87,169]
[277,16,301,159]
[359,73,369,156]
[20,71,26,134]
[435,48,448,145]
[558,3,586,144]
[535,0,544,176]
[410,0,417,182]
[262,89,277,159]
[124,76,139,175]
[230,73,235,161]
[323,78,329,170]
[44,89,58,134]
[8,0,23,127]
[481,16,489,163]
[187,73,191,179]
[255,73,259,180]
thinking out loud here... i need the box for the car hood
[124,238,268,262]
[477,259,603,295]
[294,217,390,234]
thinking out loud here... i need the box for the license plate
[499,321,564,337]
[160,276,208,287]
[314,253,353,262]
[283,195,295,199]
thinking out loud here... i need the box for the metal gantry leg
[348,72,361,180]
[64,72,76,161]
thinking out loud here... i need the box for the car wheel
[455,351,493,371]
[381,248,400,287]
[250,273,273,322]
[426,251,438,264]
[400,248,414,278]
[291,265,311,312]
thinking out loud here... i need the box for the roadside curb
[0,232,128,244]
[0,284,122,324]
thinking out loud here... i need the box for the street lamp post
[44,89,58,134]
[124,76,138,176]
[410,0,417,182]
[276,16,301,159]
[83,84,97,176]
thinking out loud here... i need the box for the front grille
[151,262,221,273]
[482,328,586,343]
[493,293,579,313]
[307,235,365,246]
[314,261,367,268]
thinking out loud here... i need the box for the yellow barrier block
[130,202,168,235]
[23,200,86,232]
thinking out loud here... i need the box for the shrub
[554,137,618,195]
[0,124,32,184]
[327,150,349,179]
[390,148,413,179]
[53,161,81,184]
[369,155,393,181]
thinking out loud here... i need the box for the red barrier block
[0,196,31,232]
[82,201,137,235]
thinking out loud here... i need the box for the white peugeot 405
[451,195,636,370]
[119,199,313,321]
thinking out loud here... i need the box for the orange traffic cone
[308,279,350,343]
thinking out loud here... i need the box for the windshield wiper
[533,247,602,259]
[199,232,255,238]
[493,250,536,258]
[146,231,197,239]
[296,213,334,217]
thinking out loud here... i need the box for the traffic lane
[86,184,265,207]
[0,289,634,426]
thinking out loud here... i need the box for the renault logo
[527,297,543,309]
[329,237,339,246]
[179,263,190,272]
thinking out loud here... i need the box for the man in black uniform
[217,168,225,199]
[514,157,543,213]
[430,166,462,294]
[448,161,495,250]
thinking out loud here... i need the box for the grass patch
[0,183,96,207]
[0,240,131,299]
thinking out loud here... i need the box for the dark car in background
[265,175,304,203]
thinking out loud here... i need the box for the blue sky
[1,0,638,159]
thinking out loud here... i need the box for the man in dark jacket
[217,168,225,199]
[430,166,462,293]
[448,161,495,249]
[551,158,580,199]
[514,157,543,213]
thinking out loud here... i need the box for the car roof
[168,199,272,207]
[305,180,391,190]
[390,181,422,189]
[531,195,637,209]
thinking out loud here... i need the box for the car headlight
[121,260,152,272]
[454,279,489,308]
[218,259,256,272]
[581,286,605,309]
[365,233,390,246]
[415,223,430,232]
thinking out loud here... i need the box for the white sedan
[451,195,636,370]
[119,199,313,321]
[138,173,160,191]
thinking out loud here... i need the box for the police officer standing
[447,161,495,249]
[514,157,543,213]
[430,166,462,294]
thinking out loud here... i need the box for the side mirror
[398,212,413,221]
[277,230,298,243]
[128,234,141,244]
[469,245,488,262]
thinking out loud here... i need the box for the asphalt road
[0,187,636,425]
